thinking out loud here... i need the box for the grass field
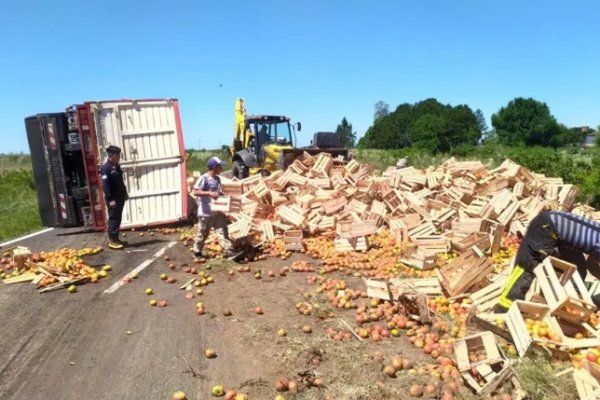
[185,148,229,172]
[0,165,41,242]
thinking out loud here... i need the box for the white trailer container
[76,99,189,230]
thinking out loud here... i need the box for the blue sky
[1,0,598,153]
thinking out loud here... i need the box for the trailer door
[91,99,187,228]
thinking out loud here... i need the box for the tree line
[334,97,596,151]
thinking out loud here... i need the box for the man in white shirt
[192,157,235,260]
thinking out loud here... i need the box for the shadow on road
[124,239,166,249]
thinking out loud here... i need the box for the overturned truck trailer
[25,99,189,231]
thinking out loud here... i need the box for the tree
[475,109,488,135]
[359,98,482,153]
[336,117,357,148]
[411,114,444,151]
[491,97,577,147]
[374,101,390,121]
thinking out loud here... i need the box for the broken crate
[533,257,596,325]
[454,331,514,394]
[505,300,565,358]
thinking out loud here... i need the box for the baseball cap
[207,156,226,170]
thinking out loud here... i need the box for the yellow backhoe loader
[230,98,349,179]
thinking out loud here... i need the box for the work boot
[108,239,124,250]
[116,237,129,246]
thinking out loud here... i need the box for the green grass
[185,149,229,173]
[513,357,577,400]
[0,154,32,173]
[0,169,42,242]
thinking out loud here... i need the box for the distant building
[576,126,597,148]
[584,133,596,147]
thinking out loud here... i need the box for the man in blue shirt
[100,145,129,250]
[494,211,600,312]
[192,157,235,260]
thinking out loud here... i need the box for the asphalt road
[0,228,205,400]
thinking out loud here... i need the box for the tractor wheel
[232,160,248,179]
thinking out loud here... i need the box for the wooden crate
[382,190,403,212]
[344,159,360,175]
[221,181,244,196]
[311,153,333,177]
[276,206,306,228]
[469,274,508,313]
[284,230,304,251]
[336,220,378,239]
[389,277,443,296]
[370,200,387,217]
[364,278,392,301]
[399,213,422,230]
[399,251,436,271]
[274,169,293,188]
[533,257,596,324]
[295,193,315,209]
[254,203,275,220]
[311,177,331,189]
[453,331,511,394]
[465,198,493,219]
[322,196,348,215]
[496,200,520,226]
[439,248,494,296]
[228,218,251,240]
[408,222,437,239]
[260,220,275,241]
[334,236,369,252]
[211,196,242,213]
[413,236,449,256]
[432,208,458,230]
[288,159,309,175]
[5,246,32,269]
[317,216,336,231]
[241,175,262,193]
[247,182,272,204]
[448,231,490,253]
[505,300,565,358]
[346,199,369,215]
[573,361,600,400]
[397,293,432,324]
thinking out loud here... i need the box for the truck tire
[232,160,248,179]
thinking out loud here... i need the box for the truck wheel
[232,160,248,179]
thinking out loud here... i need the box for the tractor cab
[246,115,295,154]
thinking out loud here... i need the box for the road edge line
[0,227,55,248]
[103,241,178,294]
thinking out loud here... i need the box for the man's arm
[193,177,218,198]
[193,188,218,198]
[100,166,115,206]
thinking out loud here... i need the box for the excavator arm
[232,98,253,154]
